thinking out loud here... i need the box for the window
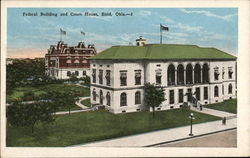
[100,90,103,104]
[92,89,96,101]
[204,87,208,100]
[187,88,192,102]
[92,69,96,83]
[214,68,219,80]
[75,71,79,76]
[99,70,103,84]
[228,84,232,94]
[120,71,127,86]
[195,87,200,101]
[83,71,86,76]
[67,71,71,76]
[178,89,183,103]
[169,90,174,104]
[214,86,219,97]
[120,92,127,106]
[228,68,233,79]
[106,70,111,86]
[168,64,175,86]
[106,92,111,106]
[66,59,71,67]
[156,70,162,85]
[135,91,141,104]
[135,70,141,85]
[157,64,161,67]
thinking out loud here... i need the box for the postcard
[1,0,250,157]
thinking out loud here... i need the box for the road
[157,129,237,147]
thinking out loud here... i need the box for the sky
[7,8,238,58]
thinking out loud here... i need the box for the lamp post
[189,113,195,136]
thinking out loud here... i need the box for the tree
[83,76,90,86]
[6,101,55,133]
[46,90,79,114]
[6,58,46,94]
[144,83,165,118]
[69,73,78,83]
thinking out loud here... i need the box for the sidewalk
[75,96,90,109]
[191,107,236,118]
[55,108,91,115]
[72,117,236,147]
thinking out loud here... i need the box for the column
[200,68,203,84]
[192,66,195,84]
[208,68,210,83]
[175,69,177,85]
[184,69,186,85]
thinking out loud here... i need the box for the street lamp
[189,113,195,136]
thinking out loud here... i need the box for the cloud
[172,23,203,32]
[139,10,151,16]
[23,17,31,24]
[180,9,237,22]
[160,16,174,24]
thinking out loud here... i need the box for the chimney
[136,36,146,46]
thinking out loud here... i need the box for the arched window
[202,64,209,83]
[168,64,175,86]
[194,64,201,84]
[106,92,111,106]
[186,64,193,84]
[100,90,103,104]
[214,86,219,97]
[120,92,127,106]
[177,64,184,85]
[228,84,233,94]
[92,89,96,101]
[135,91,141,104]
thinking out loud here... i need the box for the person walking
[222,117,226,125]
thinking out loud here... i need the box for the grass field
[6,108,220,147]
[6,84,90,103]
[205,99,237,114]
[80,98,91,107]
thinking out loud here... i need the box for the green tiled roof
[91,44,236,60]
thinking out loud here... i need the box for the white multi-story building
[90,37,237,114]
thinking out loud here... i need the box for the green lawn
[6,84,90,103]
[80,98,91,107]
[6,108,220,147]
[205,99,237,114]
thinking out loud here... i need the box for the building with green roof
[90,37,236,114]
